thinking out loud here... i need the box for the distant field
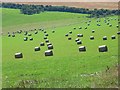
[2,8,119,88]
[15,2,118,10]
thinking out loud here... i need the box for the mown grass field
[1,8,119,88]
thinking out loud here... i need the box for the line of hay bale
[34,47,40,51]
[15,52,23,58]
[79,46,86,52]
[45,50,53,56]
[98,45,108,52]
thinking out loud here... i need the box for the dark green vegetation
[2,8,119,88]
[1,3,120,17]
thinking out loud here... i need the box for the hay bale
[52,30,55,33]
[116,25,119,28]
[92,30,95,33]
[45,34,48,36]
[24,37,28,41]
[45,50,53,56]
[47,43,52,46]
[90,36,94,40]
[44,37,47,39]
[79,27,82,29]
[8,34,11,37]
[98,45,108,52]
[65,34,69,37]
[40,42,45,46]
[45,39,49,43]
[117,31,120,35]
[85,27,87,29]
[79,46,86,52]
[77,34,83,37]
[77,40,82,45]
[12,34,15,37]
[35,31,38,34]
[68,37,72,40]
[69,31,72,34]
[24,31,28,35]
[109,24,112,27]
[28,33,32,36]
[74,27,76,29]
[34,47,40,51]
[75,38,79,42]
[30,38,33,41]
[48,45,53,49]
[15,52,23,58]
[44,31,47,33]
[111,35,116,39]
[103,36,107,40]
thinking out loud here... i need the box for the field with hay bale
[1,8,119,88]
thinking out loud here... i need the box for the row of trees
[1,3,120,17]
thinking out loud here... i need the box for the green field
[2,8,119,88]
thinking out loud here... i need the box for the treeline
[1,3,120,17]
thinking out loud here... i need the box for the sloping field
[2,8,119,88]
[15,2,118,10]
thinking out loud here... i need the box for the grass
[1,8,119,88]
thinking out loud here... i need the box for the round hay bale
[30,38,33,41]
[47,43,52,46]
[69,31,72,34]
[111,35,116,39]
[92,30,95,33]
[77,40,82,45]
[65,34,69,37]
[48,45,53,49]
[24,37,28,41]
[45,39,49,43]
[15,52,23,58]
[68,37,72,40]
[28,33,32,36]
[98,45,108,52]
[35,31,38,34]
[52,30,55,33]
[103,36,107,40]
[40,42,45,46]
[34,47,40,51]
[79,27,82,29]
[75,38,79,42]
[12,34,15,37]
[8,34,11,37]
[45,50,53,56]
[79,46,86,52]
[45,34,48,36]
[117,31,120,35]
[90,36,94,40]
[44,36,47,39]
[77,34,83,37]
